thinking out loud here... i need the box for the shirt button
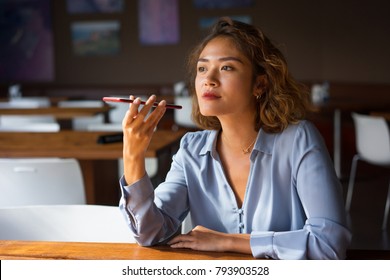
[238,209,244,214]
[239,222,245,229]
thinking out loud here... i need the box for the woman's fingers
[147,100,167,128]
[123,95,140,127]
[124,95,167,132]
[168,234,195,249]
[167,226,229,252]
[131,95,156,123]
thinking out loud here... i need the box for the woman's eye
[198,66,206,72]
[221,65,233,71]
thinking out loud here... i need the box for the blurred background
[0,0,389,252]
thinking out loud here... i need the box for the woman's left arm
[250,122,352,259]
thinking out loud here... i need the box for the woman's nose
[204,72,219,87]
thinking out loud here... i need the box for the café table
[370,111,390,121]
[1,240,389,260]
[0,130,186,205]
[0,240,254,260]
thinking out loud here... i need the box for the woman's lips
[202,92,221,100]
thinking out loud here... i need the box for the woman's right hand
[122,95,166,184]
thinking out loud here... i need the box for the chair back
[0,205,135,243]
[0,158,86,207]
[87,123,122,132]
[107,95,137,123]
[173,96,198,128]
[0,97,56,128]
[8,97,51,108]
[352,112,390,165]
[0,122,60,132]
[58,100,105,130]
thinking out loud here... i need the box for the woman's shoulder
[179,130,216,153]
[280,120,325,146]
[283,120,319,136]
[181,130,213,143]
[264,120,323,147]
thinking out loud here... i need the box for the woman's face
[195,36,258,119]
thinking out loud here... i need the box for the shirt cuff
[120,174,154,212]
[250,231,275,259]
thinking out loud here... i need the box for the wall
[0,0,388,89]
[49,0,390,86]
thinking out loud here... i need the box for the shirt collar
[199,129,275,158]
[199,130,218,157]
[253,129,274,155]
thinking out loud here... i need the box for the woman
[119,17,351,259]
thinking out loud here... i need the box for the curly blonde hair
[186,17,312,133]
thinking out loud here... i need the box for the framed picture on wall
[71,21,121,56]
[138,0,180,45]
[66,0,124,14]
[0,0,55,82]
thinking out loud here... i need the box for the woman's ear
[254,75,268,97]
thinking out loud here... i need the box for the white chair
[0,97,57,129]
[0,158,86,207]
[87,123,122,132]
[173,96,198,129]
[0,97,50,109]
[61,97,136,131]
[57,100,105,130]
[0,122,60,132]
[346,112,390,230]
[96,94,148,126]
[0,101,80,207]
[0,204,135,243]
[106,95,131,123]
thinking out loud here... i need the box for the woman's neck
[218,117,258,155]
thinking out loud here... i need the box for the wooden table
[1,240,389,260]
[371,111,390,121]
[0,130,186,204]
[0,240,253,260]
[0,130,184,159]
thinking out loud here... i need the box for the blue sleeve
[251,218,351,259]
[119,137,190,246]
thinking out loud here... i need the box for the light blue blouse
[119,120,352,259]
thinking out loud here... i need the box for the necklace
[242,137,257,154]
[222,134,257,154]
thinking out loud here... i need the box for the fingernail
[145,95,154,105]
